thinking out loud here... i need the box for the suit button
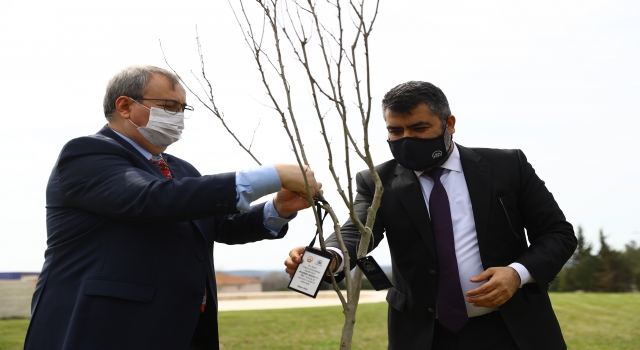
[428,308,435,313]
[223,201,229,207]
[194,291,204,298]
[429,270,436,275]
[197,254,205,260]
[215,200,222,206]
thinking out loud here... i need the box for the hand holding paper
[286,247,334,298]
[285,246,341,279]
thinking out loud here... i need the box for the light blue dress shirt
[111,129,293,236]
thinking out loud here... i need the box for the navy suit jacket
[25,126,286,350]
[325,144,576,350]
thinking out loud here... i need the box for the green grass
[0,318,29,350]
[550,293,640,350]
[2,293,639,349]
[218,303,387,349]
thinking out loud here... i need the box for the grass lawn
[218,302,386,349]
[550,293,640,350]
[1,293,639,349]
[0,318,29,350]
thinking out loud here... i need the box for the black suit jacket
[325,144,576,350]
[25,126,286,350]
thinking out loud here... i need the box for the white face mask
[129,105,184,148]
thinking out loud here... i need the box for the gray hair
[103,65,181,120]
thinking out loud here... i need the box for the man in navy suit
[25,65,320,350]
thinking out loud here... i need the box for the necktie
[426,167,469,333]
[150,155,207,313]
[150,155,173,179]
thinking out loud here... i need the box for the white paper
[288,249,331,297]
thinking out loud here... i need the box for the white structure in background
[0,272,264,317]
[215,273,262,293]
[0,275,37,318]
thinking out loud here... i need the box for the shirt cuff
[236,165,282,212]
[263,199,296,237]
[508,262,535,288]
[326,247,345,275]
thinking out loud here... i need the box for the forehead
[144,73,186,102]
[384,103,439,126]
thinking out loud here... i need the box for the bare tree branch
[160,39,262,165]
[249,118,261,151]
[184,1,385,348]
[231,0,327,253]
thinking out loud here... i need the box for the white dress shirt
[329,144,533,318]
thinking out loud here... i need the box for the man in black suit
[286,81,576,349]
[26,65,320,350]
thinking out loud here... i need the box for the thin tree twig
[233,0,325,248]
[249,118,261,151]
[159,39,262,165]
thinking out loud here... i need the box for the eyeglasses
[131,98,194,118]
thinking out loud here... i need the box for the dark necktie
[426,167,469,333]
[150,155,207,313]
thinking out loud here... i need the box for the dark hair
[381,81,451,125]
[103,65,181,121]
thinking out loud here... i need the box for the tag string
[308,196,375,253]
[309,197,329,249]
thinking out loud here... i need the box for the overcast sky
[1,0,638,272]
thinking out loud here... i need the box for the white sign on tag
[288,247,334,298]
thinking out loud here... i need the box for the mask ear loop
[442,115,453,153]
[128,119,141,128]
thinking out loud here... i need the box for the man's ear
[115,96,132,120]
[447,115,456,135]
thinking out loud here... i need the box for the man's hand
[465,267,521,308]
[274,164,319,198]
[273,189,313,217]
[285,246,306,278]
[284,246,341,279]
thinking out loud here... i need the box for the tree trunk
[340,268,365,349]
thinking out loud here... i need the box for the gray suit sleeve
[324,171,386,282]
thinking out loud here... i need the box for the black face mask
[387,129,453,171]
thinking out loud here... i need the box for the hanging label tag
[288,247,334,298]
[355,256,393,291]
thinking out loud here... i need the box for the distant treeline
[549,226,640,292]
[262,226,640,293]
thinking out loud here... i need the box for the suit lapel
[458,145,492,260]
[98,126,147,161]
[97,126,164,178]
[391,165,437,260]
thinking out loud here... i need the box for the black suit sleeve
[514,150,576,289]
